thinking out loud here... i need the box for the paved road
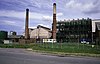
[0,48,100,64]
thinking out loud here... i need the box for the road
[0,48,100,64]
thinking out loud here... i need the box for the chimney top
[53,3,56,5]
[26,8,29,11]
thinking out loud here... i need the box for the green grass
[0,43,100,55]
[32,43,100,54]
[0,44,34,48]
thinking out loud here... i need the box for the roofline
[57,18,92,22]
[92,19,100,21]
[37,25,51,30]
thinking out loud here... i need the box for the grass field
[0,43,100,55]
[32,43,100,54]
[0,44,33,48]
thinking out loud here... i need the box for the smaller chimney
[25,8,30,39]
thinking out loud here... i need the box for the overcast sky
[0,0,100,35]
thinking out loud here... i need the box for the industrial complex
[56,18,100,44]
[0,3,100,45]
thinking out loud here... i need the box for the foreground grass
[0,43,100,57]
[32,43,100,54]
[0,44,33,48]
[31,43,100,57]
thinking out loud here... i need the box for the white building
[4,40,12,44]
[30,25,52,39]
[23,25,52,39]
[92,19,100,32]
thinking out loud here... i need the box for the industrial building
[8,31,24,43]
[30,25,52,39]
[23,25,52,39]
[0,30,24,44]
[1,3,99,44]
[56,18,100,44]
[21,3,56,43]
[51,3,100,44]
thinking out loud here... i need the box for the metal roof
[8,35,23,39]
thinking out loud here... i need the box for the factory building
[30,25,52,39]
[0,30,24,44]
[56,18,100,44]
[22,25,52,43]
[92,19,100,44]
[21,3,56,43]
[23,25,52,39]
[23,25,52,42]
[8,31,24,44]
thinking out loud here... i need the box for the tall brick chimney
[25,8,30,39]
[52,3,56,39]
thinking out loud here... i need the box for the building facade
[92,19,100,45]
[30,25,52,39]
[56,18,100,44]
[56,18,92,43]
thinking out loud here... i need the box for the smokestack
[25,8,30,39]
[52,3,56,39]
